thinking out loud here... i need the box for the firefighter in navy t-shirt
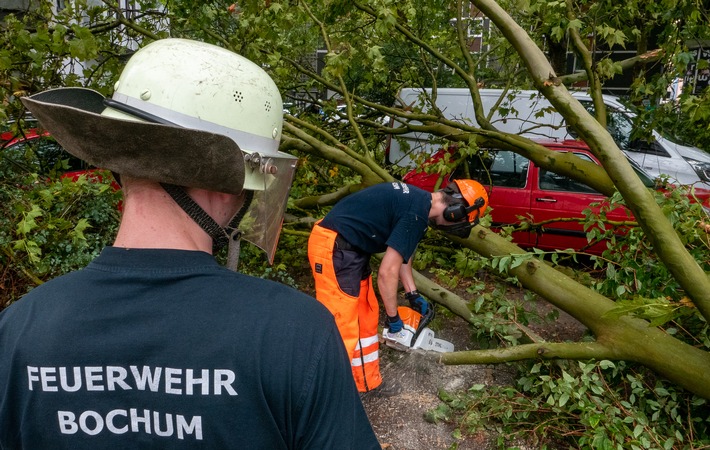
[308,179,488,393]
[0,39,379,449]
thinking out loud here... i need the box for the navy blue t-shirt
[0,247,379,449]
[320,182,431,262]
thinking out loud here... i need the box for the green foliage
[416,241,551,347]
[419,183,710,447]
[0,168,121,309]
[428,359,710,449]
[224,231,311,290]
[4,0,710,446]
[585,186,710,350]
[465,281,545,347]
[417,218,710,447]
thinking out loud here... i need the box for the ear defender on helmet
[443,196,487,224]
[442,179,489,225]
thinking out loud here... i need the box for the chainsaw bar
[411,327,455,353]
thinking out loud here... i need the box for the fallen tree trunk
[429,227,710,400]
[410,269,546,344]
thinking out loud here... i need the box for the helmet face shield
[429,218,472,238]
[237,152,298,263]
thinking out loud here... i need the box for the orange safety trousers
[307,221,382,392]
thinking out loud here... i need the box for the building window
[468,17,484,38]
[120,0,138,20]
[449,16,489,53]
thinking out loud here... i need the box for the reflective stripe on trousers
[307,221,382,392]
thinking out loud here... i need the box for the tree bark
[437,228,710,400]
[471,0,710,325]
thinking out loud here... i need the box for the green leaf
[633,424,644,438]
[654,387,670,396]
[559,392,570,407]
[588,414,602,428]
[16,205,43,235]
[599,360,615,370]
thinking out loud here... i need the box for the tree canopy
[3,0,710,445]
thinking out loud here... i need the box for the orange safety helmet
[433,179,488,238]
[442,179,489,224]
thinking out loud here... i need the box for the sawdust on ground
[296,268,587,449]
[359,298,588,450]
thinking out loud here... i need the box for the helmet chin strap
[160,183,253,271]
[224,190,254,271]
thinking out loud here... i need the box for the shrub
[428,360,710,449]
[0,168,121,309]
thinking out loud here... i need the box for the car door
[530,150,630,253]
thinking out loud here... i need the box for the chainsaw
[381,305,454,353]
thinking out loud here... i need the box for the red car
[1,127,117,187]
[403,140,710,254]
[2,128,86,175]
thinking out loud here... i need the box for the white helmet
[22,38,297,264]
[103,38,289,191]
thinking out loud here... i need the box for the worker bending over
[308,180,488,393]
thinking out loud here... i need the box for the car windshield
[603,99,694,147]
[1,135,84,177]
[458,150,529,188]
[458,148,656,190]
[579,100,636,150]
[627,157,656,187]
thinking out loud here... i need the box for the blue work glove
[385,314,404,333]
[405,290,429,315]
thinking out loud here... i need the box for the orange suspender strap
[307,221,382,392]
[351,276,382,392]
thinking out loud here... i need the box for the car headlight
[685,158,710,182]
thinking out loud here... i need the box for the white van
[388,88,710,187]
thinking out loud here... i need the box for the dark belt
[335,234,357,252]
[333,234,372,280]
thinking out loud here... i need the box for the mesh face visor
[431,220,473,238]
[237,152,298,264]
